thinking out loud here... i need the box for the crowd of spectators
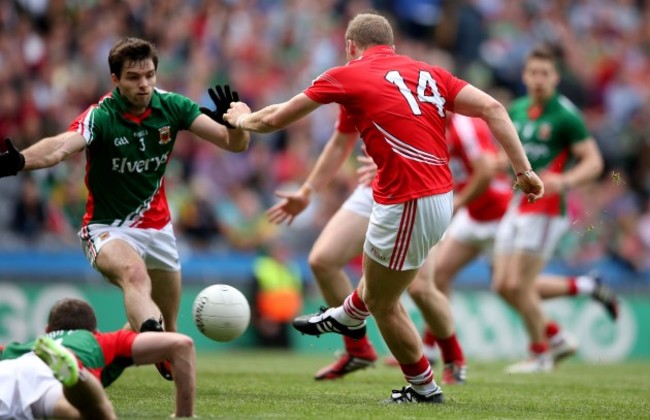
[0,0,649,274]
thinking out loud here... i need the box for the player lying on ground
[0,298,196,419]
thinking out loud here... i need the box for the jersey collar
[527,93,560,120]
[112,88,163,124]
[360,45,396,59]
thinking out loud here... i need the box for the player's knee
[495,280,521,301]
[362,291,396,315]
[308,252,336,277]
[116,262,149,289]
[434,265,454,289]
[407,279,430,304]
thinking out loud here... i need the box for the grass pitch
[109,351,650,419]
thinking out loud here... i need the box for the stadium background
[0,0,648,361]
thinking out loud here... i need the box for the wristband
[516,169,533,178]
[236,114,249,129]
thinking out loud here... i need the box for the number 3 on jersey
[386,70,446,117]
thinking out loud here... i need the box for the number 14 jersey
[304,45,467,204]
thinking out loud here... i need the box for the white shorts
[364,191,453,271]
[341,185,374,218]
[79,222,180,271]
[0,353,62,420]
[494,203,570,261]
[444,207,500,254]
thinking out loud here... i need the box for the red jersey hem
[373,184,453,205]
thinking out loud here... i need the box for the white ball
[192,284,251,342]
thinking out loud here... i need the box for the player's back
[312,46,467,204]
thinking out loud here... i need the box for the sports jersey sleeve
[166,92,203,130]
[432,67,468,112]
[93,330,137,365]
[335,106,357,134]
[69,105,102,146]
[561,111,590,145]
[304,67,346,104]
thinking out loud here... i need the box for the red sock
[567,277,578,295]
[437,333,465,364]
[530,342,549,354]
[545,321,560,339]
[422,329,437,347]
[344,335,371,354]
[343,289,370,320]
[400,355,434,386]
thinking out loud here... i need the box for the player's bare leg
[309,208,367,305]
[536,274,618,320]
[95,240,173,380]
[362,255,443,401]
[494,253,552,373]
[308,208,376,379]
[434,237,483,298]
[149,269,182,332]
[405,245,467,384]
[94,240,162,330]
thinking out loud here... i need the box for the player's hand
[266,188,311,226]
[515,170,544,203]
[356,148,377,186]
[0,138,25,178]
[200,85,240,128]
[223,102,252,129]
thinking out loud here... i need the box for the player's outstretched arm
[191,84,250,153]
[453,84,544,202]
[224,93,321,133]
[266,129,357,226]
[0,132,85,178]
[132,332,196,418]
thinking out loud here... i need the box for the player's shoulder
[555,95,584,118]
[153,88,193,105]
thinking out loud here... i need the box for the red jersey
[336,106,357,134]
[447,114,512,221]
[305,45,467,204]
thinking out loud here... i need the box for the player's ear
[346,39,355,56]
[44,325,52,333]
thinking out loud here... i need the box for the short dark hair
[345,12,394,49]
[47,298,97,332]
[525,44,559,69]
[108,37,159,78]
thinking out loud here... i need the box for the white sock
[411,380,439,396]
[329,306,364,326]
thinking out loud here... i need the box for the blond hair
[345,13,394,49]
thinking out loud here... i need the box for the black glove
[0,138,25,178]
[200,84,240,129]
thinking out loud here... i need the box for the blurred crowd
[0,0,649,272]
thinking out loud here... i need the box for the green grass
[109,351,650,419]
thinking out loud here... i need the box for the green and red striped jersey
[69,88,202,229]
[509,94,590,216]
[1,329,137,387]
